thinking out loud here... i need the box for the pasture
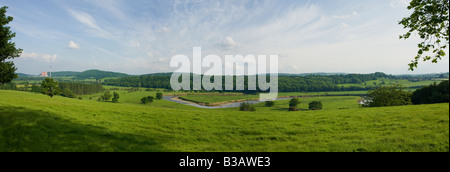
[0,90,448,152]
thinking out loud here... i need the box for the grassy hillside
[0,90,448,152]
[179,91,368,104]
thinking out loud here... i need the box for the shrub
[289,98,300,111]
[156,93,163,100]
[265,101,275,107]
[112,92,120,103]
[308,101,323,110]
[239,102,256,111]
[141,96,154,105]
[363,85,412,107]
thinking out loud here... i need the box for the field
[178,91,368,104]
[1,90,448,152]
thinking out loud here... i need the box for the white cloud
[20,52,58,62]
[68,9,101,30]
[333,11,358,19]
[218,36,239,49]
[157,27,172,34]
[86,0,127,21]
[333,15,350,19]
[67,41,80,49]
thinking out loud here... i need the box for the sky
[2,0,449,75]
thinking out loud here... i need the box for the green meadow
[1,90,448,152]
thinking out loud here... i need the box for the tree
[112,92,120,103]
[156,92,163,100]
[363,85,412,107]
[30,84,41,93]
[147,96,154,103]
[141,96,154,104]
[61,88,77,98]
[411,80,449,104]
[289,98,301,111]
[399,0,449,70]
[141,97,149,104]
[308,101,323,110]
[41,78,61,98]
[100,91,112,102]
[0,6,23,85]
[265,101,275,107]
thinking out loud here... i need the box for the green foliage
[104,72,395,92]
[412,80,449,104]
[0,82,16,90]
[364,85,412,107]
[100,91,112,102]
[58,82,104,95]
[0,6,22,85]
[239,102,256,111]
[78,97,83,100]
[61,88,77,98]
[141,96,154,104]
[289,98,301,111]
[112,92,120,103]
[41,78,61,98]
[399,0,449,70]
[30,84,41,93]
[265,101,275,107]
[156,92,163,100]
[309,101,323,110]
[75,69,129,80]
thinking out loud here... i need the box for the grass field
[179,91,368,104]
[0,90,448,152]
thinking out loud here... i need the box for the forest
[102,72,414,92]
[58,82,104,95]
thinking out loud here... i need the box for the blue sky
[2,0,449,75]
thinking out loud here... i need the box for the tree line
[103,72,395,92]
[58,82,104,95]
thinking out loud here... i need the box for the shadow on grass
[0,106,173,152]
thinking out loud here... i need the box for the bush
[363,85,412,107]
[141,96,154,105]
[289,98,300,111]
[156,92,163,100]
[78,97,83,100]
[100,91,112,102]
[265,101,275,107]
[239,102,256,111]
[411,80,449,104]
[112,92,120,103]
[288,106,298,111]
[308,101,323,110]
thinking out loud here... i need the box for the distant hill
[17,73,35,77]
[50,71,81,77]
[75,70,129,79]
[43,70,129,79]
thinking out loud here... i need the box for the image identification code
[179,156,271,169]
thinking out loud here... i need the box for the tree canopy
[0,6,22,85]
[363,85,412,107]
[399,0,449,70]
[41,78,61,98]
